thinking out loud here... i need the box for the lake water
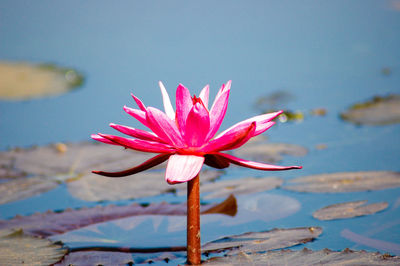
[1,1,400,264]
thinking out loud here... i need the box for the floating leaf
[341,229,400,255]
[51,194,300,249]
[0,176,59,204]
[234,143,307,163]
[340,94,400,125]
[68,169,220,202]
[184,177,283,199]
[284,171,400,193]
[0,229,67,265]
[0,195,236,237]
[56,250,183,266]
[0,142,172,203]
[313,200,388,221]
[255,91,295,110]
[202,227,322,255]
[55,251,133,266]
[0,142,154,179]
[0,61,84,100]
[203,248,400,265]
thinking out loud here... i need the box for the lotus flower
[92,81,301,184]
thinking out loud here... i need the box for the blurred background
[1,1,400,261]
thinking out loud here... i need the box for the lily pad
[0,176,60,205]
[185,176,283,199]
[341,229,400,255]
[255,91,295,110]
[340,94,400,125]
[68,169,220,202]
[202,227,322,255]
[234,143,307,163]
[313,200,388,221]
[283,171,400,193]
[0,142,172,203]
[0,195,236,237]
[203,248,400,265]
[51,194,301,249]
[0,142,154,179]
[0,61,83,100]
[0,229,67,265]
[56,251,183,266]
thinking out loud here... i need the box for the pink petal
[206,82,231,140]
[91,134,119,145]
[202,122,256,152]
[146,107,185,147]
[175,84,193,133]
[204,154,230,169]
[99,133,175,153]
[159,81,175,120]
[109,123,166,143]
[131,94,146,111]
[216,152,302,171]
[92,153,171,177]
[184,102,210,147]
[253,121,275,137]
[165,154,205,184]
[210,81,231,111]
[199,84,209,109]
[123,106,149,127]
[217,111,282,138]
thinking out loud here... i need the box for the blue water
[1,0,400,263]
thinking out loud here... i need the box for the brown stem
[187,174,201,265]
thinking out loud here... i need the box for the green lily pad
[283,171,400,193]
[313,200,388,221]
[0,229,67,265]
[0,61,83,100]
[182,176,283,199]
[202,227,322,255]
[340,94,400,125]
[203,248,400,265]
[234,143,307,163]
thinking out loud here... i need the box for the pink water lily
[92,81,301,184]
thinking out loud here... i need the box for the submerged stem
[187,174,201,265]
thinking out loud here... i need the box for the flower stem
[187,174,201,265]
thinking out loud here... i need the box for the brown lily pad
[68,169,220,202]
[0,142,180,203]
[202,227,322,255]
[184,176,283,199]
[0,142,154,179]
[340,94,400,125]
[313,200,388,221]
[341,229,400,255]
[283,171,400,193]
[50,194,300,249]
[234,143,307,163]
[0,229,67,265]
[0,195,237,237]
[203,248,400,265]
[55,250,182,266]
[0,176,60,205]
